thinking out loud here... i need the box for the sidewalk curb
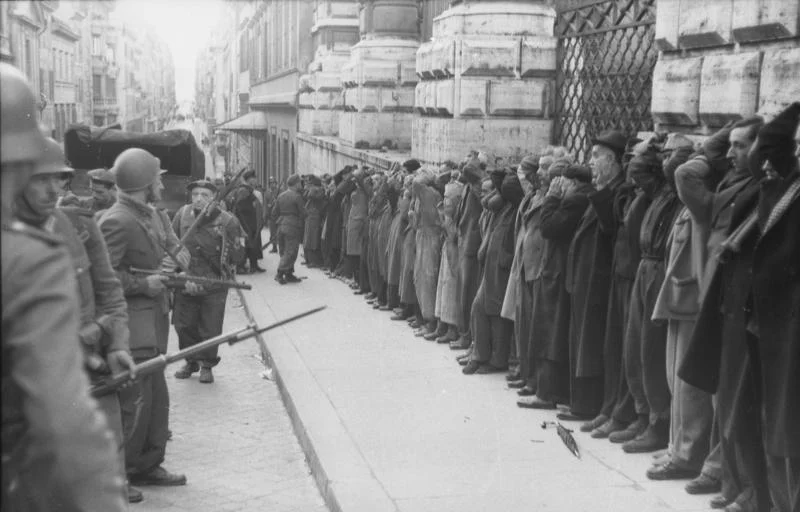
[242,286,397,512]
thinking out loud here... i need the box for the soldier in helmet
[171,179,245,384]
[99,147,190,488]
[1,62,127,511]
[14,137,141,502]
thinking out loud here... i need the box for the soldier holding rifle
[99,147,191,490]
[171,179,245,383]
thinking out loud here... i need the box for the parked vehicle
[64,123,206,217]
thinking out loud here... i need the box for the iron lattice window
[554,0,658,162]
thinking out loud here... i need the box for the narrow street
[134,270,326,512]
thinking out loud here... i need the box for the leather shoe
[462,361,481,375]
[557,410,594,422]
[365,293,377,300]
[476,364,506,374]
[284,274,302,283]
[507,380,526,389]
[609,415,648,443]
[685,473,722,495]
[516,385,536,396]
[580,414,608,433]
[127,483,143,503]
[423,331,440,341]
[449,337,471,350]
[275,274,287,285]
[591,418,627,439]
[390,313,410,321]
[646,462,700,481]
[199,367,214,384]
[252,266,266,273]
[129,466,187,487]
[436,332,459,344]
[379,305,393,311]
[353,290,365,295]
[622,421,669,453]
[174,362,199,379]
[517,396,556,409]
[505,371,521,382]
[709,495,732,509]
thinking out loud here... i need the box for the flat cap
[88,168,116,185]
[519,154,539,173]
[592,130,627,157]
[187,179,218,193]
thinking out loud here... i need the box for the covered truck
[64,123,206,217]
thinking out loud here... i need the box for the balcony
[92,54,107,73]
[92,97,119,112]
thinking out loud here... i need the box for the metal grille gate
[554,0,658,162]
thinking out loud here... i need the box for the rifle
[90,305,326,397]
[179,165,249,246]
[129,267,252,290]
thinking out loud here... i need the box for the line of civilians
[289,103,799,512]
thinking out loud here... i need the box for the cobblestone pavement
[133,293,327,512]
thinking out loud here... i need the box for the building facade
[1,0,176,139]
[200,0,799,183]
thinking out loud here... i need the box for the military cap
[243,170,256,180]
[307,174,322,186]
[563,165,593,183]
[592,130,627,159]
[287,174,301,187]
[88,168,116,186]
[187,179,218,193]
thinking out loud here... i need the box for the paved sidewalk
[240,250,715,512]
[134,293,326,512]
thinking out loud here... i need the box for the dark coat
[750,173,800,457]
[275,188,307,238]
[476,203,516,315]
[303,185,326,250]
[99,196,186,357]
[566,178,623,377]
[532,188,591,362]
[456,184,483,330]
[346,183,368,256]
[234,185,264,258]
[386,194,410,286]
[679,180,760,442]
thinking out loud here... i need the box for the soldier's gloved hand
[144,274,169,296]
[79,322,103,347]
[184,281,204,295]
[107,350,137,385]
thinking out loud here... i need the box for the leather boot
[127,483,143,503]
[622,418,669,453]
[609,414,648,443]
[174,362,199,379]
[199,367,214,384]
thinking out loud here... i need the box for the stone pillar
[338,0,420,150]
[652,0,799,134]
[413,0,557,165]
[298,1,360,137]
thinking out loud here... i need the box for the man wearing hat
[99,147,190,489]
[171,180,245,383]
[2,61,128,510]
[303,174,326,268]
[560,131,629,429]
[274,174,307,284]
[14,137,140,502]
[88,167,118,217]
[233,170,265,273]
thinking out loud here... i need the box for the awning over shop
[215,111,267,132]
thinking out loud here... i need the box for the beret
[88,168,115,185]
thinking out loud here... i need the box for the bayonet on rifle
[91,305,326,397]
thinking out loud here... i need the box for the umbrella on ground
[541,421,581,459]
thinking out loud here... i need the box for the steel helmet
[32,138,74,176]
[111,148,166,192]
[1,63,47,165]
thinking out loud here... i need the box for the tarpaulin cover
[64,123,205,178]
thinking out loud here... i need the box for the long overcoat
[455,183,483,332]
[531,187,591,363]
[413,183,443,319]
[387,193,410,286]
[346,185,368,256]
[303,185,326,250]
[565,178,622,378]
[475,202,516,316]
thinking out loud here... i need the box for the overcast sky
[113,0,222,103]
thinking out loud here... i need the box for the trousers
[665,318,713,471]
[470,297,512,369]
[173,290,227,366]
[625,258,670,424]
[515,280,535,384]
[766,455,800,512]
[120,368,169,475]
[603,275,637,423]
[277,230,300,275]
